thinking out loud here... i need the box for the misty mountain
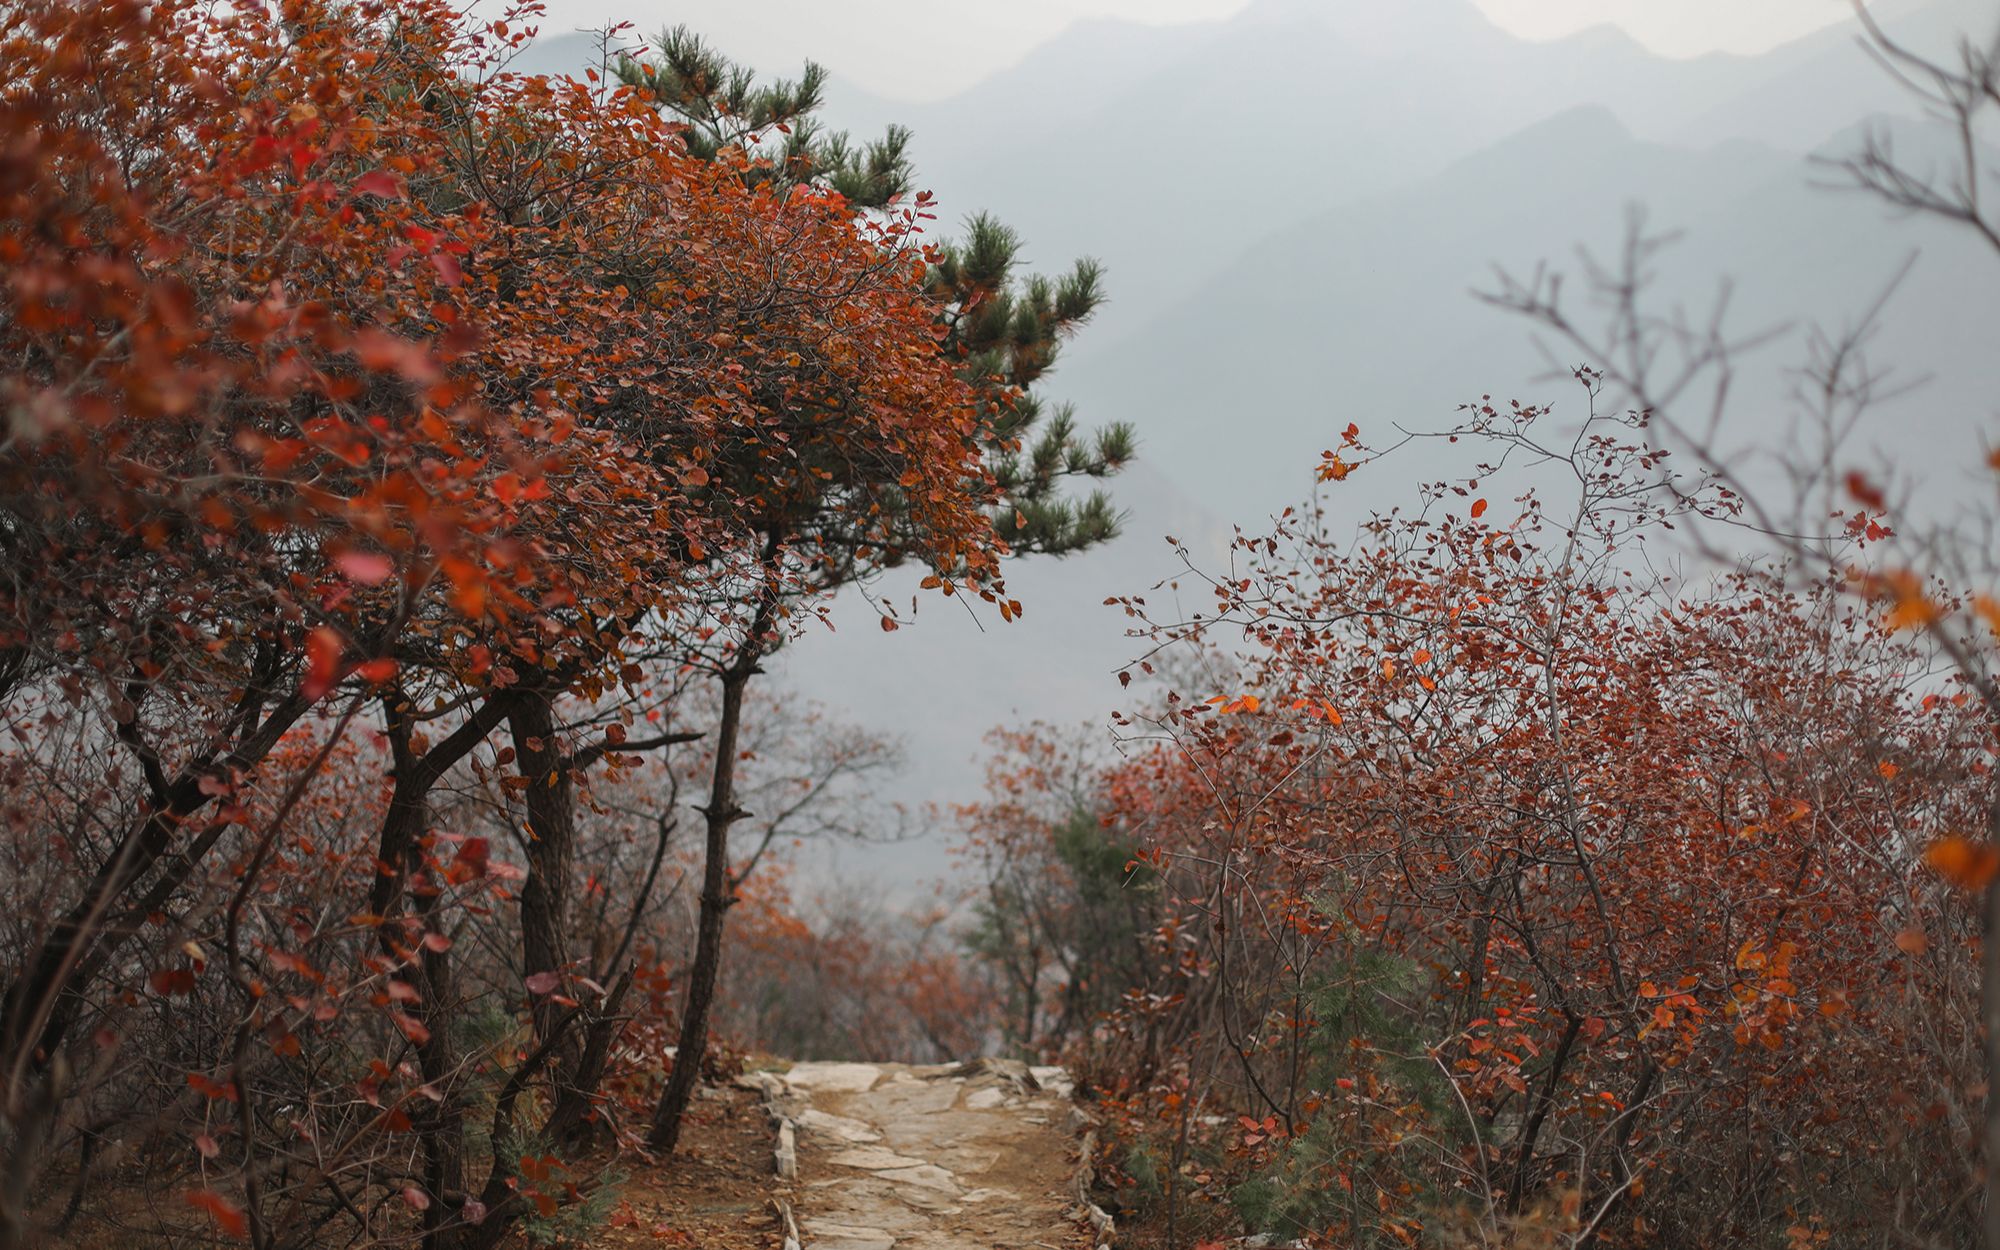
[777,458,1228,808]
[809,0,1988,349]
[513,0,1986,348]
[1672,0,2000,147]
[1054,102,2000,523]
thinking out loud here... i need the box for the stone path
[741,1059,1095,1250]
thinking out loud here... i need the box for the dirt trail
[763,1060,1093,1250]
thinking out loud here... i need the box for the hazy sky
[517,0,1865,99]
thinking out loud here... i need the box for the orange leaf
[355,658,399,684]
[1975,594,2000,637]
[1470,498,1487,519]
[1923,837,2000,892]
[1884,595,1940,632]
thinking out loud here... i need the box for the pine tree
[612,26,915,207]
[614,26,1134,558]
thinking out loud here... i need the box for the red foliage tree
[988,382,1988,1246]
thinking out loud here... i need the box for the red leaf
[1846,471,1886,511]
[336,551,394,584]
[185,1189,248,1237]
[150,967,196,996]
[525,970,560,995]
[390,1011,431,1044]
[303,627,344,700]
[352,329,441,385]
[444,837,491,885]
[353,170,405,199]
[1470,498,1488,519]
[430,251,463,287]
[355,658,399,684]
[188,1073,240,1102]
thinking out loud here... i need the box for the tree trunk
[374,693,516,1250]
[508,692,581,1083]
[409,887,467,1250]
[646,657,757,1152]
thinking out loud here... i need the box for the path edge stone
[1067,1103,1117,1246]
[733,1069,804,1181]
[772,1197,804,1250]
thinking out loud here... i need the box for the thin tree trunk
[1507,1013,1582,1211]
[646,567,781,1154]
[409,886,466,1250]
[646,658,754,1152]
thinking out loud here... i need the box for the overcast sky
[516,0,1865,99]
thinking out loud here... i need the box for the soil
[598,1082,797,1249]
[48,1083,794,1250]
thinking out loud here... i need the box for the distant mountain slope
[775,457,1233,886]
[803,0,1983,352]
[497,29,629,78]
[1054,102,2000,523]
[1672,0,1998,148]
